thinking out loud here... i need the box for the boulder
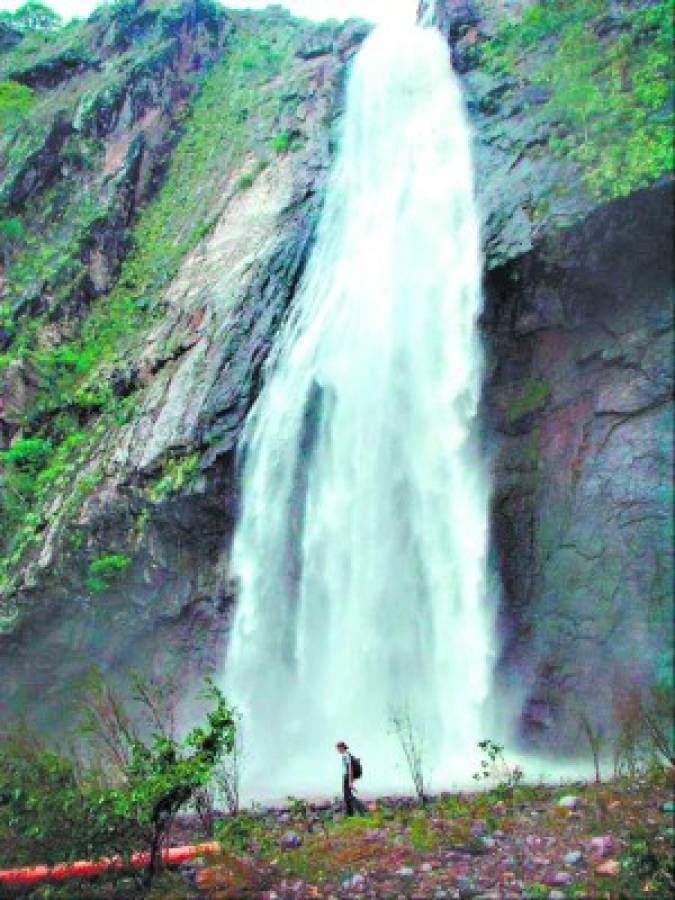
[556,796,581,810]
[280,830,303,849]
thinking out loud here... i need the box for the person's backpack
[350,754,363,780]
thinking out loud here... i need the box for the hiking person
[335,741,366,816]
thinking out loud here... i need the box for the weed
[473,739,524,801]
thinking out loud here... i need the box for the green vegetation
[0,436,52,544]
[147,453,200,502]
[472,738,524,801]
[616,823,675,896]
[0,672,236,886]
[271,130,291,153]
[236,159,269,191]
[481,0,673,199]
[0,215,24,241]
[506,378,551,423]
[0,419,103,583]
[3,714,674,895]
[0,726,139,868]
[0,79,34,128]
[0,14,305,582]
[87,553,132,593]
[236,171,256,190]
[409,812,438,850]
[0,434,51,472]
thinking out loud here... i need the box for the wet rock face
[0,471,237,732]
[483,183,674,747]
[426,0,673,746]
[1,0,234,331]
[0,22,22,51]
[0,7,368,729]
[424,0,592,269]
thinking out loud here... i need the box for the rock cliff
[426,0,673,747]
[0,0,672,749]
[0,0,369,726]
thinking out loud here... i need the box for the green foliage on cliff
[0,436,52,538]
[0,434,51,471]
[106,13,300,311]
[272,130,292,153]
[147,454,200,502]
[0,79,34,127]
[0,13,304,582]
[482,0,674,199]
[2,13,302,414]
[0,424,100,578]
[87,553,132,593]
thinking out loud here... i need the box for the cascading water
[222,20,494,799]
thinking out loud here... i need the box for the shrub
[0,673,238,886]
[86,553,132,594]
[0,436,52,473]
[0,725,142,867]
[148,454,200,502]
[98,677,237,878]
[615,824,675,896]
[236,172,255,190]
[0,216,25,241]
[272,130,291,153]
[0,437,53,529]
[215,812,259,854]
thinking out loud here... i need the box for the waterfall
[222,21,493,799]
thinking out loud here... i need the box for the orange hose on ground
[0,841,220,885]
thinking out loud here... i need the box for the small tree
[83,675,237,880]
[611,677,674,776]
[76,670,237,879]
[389,705,428,804]
[212,709,243,815]
[1,674,238,887]
[612,682,649,777]
[640,682,675,767]
[577,709,606,784]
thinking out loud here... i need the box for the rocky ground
[168,775,675,899]
[3,771,673,899]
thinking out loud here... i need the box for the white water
[222,22,494,800]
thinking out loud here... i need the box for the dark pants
[343,775,367,816]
